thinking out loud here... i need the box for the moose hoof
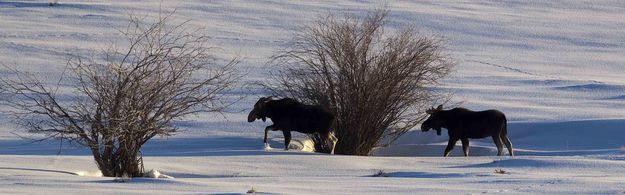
[263,143,272,150]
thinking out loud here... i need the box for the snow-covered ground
[1,0,624,194]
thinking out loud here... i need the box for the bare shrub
[266,9,454,155]
[371,169,389,177]
[48,0,59,6]
[494,168,507,174]
[246,187,257,194]
[0,14,239,177]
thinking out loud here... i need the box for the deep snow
[1,0,625,194]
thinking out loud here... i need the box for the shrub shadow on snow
[0,136,322,157]
[368,171,470,178]
[0,139,92,156]
[141,137,324,157]
[0,167,77,175]
[161,172,259,179]
[88,178,184,184]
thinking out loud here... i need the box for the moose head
[248,97,273,122]
[421,104,444,136]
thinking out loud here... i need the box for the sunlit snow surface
[1,1,624,194]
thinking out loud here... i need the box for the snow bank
[145,169,174,179]
[74,170,103,177]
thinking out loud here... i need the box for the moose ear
[436,104,443,110]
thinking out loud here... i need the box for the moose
[247,97,338,154]
[421,105,513,157]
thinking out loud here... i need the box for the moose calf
[421,105,513,157]
[247,97,338,154]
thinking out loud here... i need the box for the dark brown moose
[421,105,513,157]
[247,97,338,154]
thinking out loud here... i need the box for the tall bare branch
[0,13,239,177]
[266,8,454,155]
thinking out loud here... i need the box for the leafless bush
[266,8,454,155]
[494,168,507,174]
[48,0,59,6]
[246,187,257,194]
[371,169,389,177]
[0,14,239,177]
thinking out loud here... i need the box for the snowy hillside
[1,0,624,194]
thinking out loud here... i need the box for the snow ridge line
[465,59,542,77]
[466,59,623,87]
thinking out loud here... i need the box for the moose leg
[501,135,514,156]
[328,132,338,154]
[263,125,279,149]
[492,136,504,156]
[283,130,292,150]
[461,138,470,157]
[444,138,459,157]
[264,125,276,145]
